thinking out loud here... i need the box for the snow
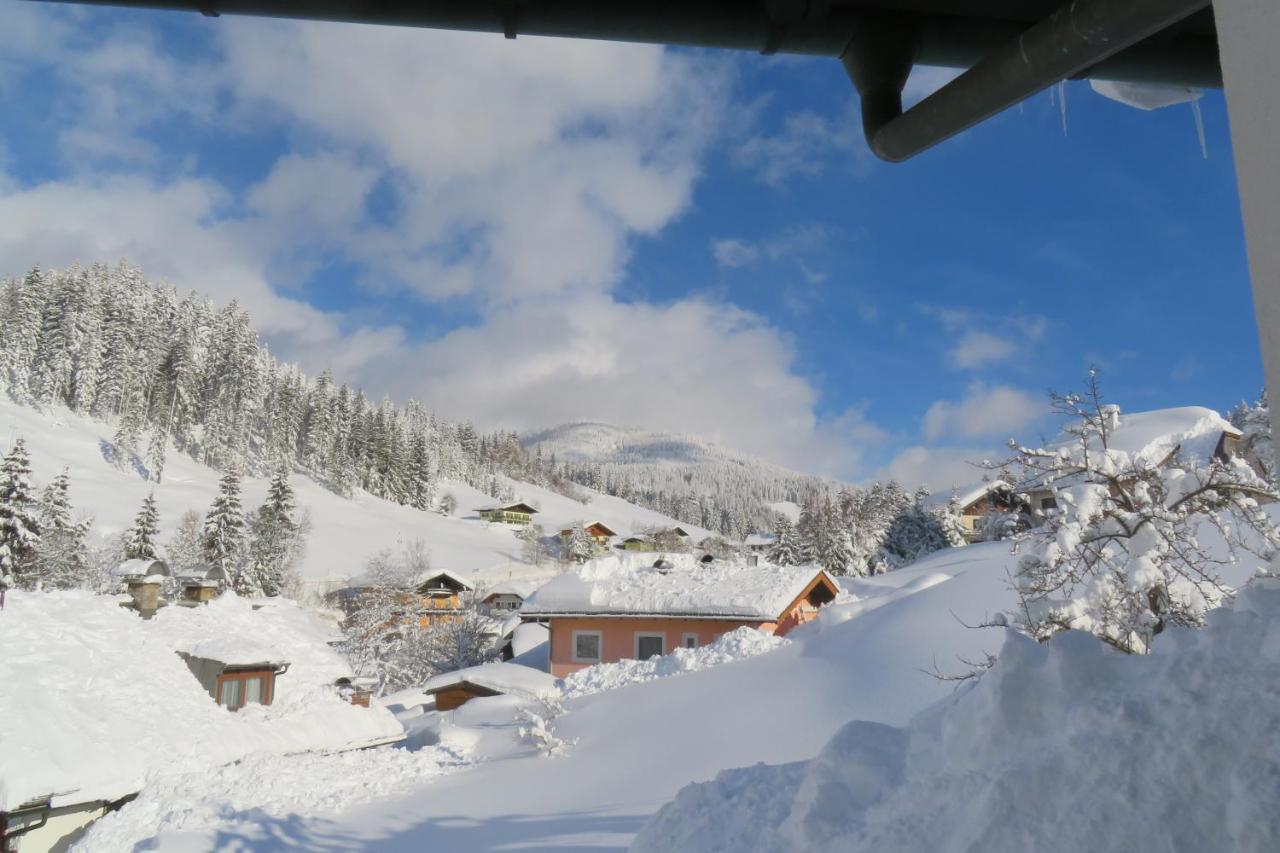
[743,533,777,548]
[561,627,789,699]
[79,745,464,853]
[423,662,560,701]
[0,590,403,812]
[633,579,1280,853]
[110,557,170,578]
[1050,405,1238,467]
[521,552,830,619]
[1090,79,1202,110]
[0,398,707,589]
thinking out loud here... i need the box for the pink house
[520,554,839,678]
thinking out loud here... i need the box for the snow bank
[522,552,830,619]
[78,744,462,852]
[0,590,403,811]
[562,627,790,699]
[633,580,1280,853]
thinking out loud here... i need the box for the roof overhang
[26,0,1219,161]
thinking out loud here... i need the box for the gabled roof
[475,502,539,515]
[422,662,558,702]
[482,580,537,602]
[561,520,618,537]
[521,553,836,621]
[415,570,474,594]
[744,534,778,548]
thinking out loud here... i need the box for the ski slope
[0,399,710,590]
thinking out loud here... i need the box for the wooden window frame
[681,632,699,650]
[216,668,275,711]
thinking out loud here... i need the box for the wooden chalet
[476,502,539,525]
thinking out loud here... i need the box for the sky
[0,3,1263,490]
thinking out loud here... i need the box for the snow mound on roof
[632,580,1280,853]
[1051,406,1236,467]
[522,552,828,619]
[0,590,402,811]
[424,662,559,701]
[484,579,538,599]
[562,627,789,699]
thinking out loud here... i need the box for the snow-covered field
[0,398,708,589]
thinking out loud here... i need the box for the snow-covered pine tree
[145,421,168,483]
[35,467,90,589]
[202,469,248,593]
[882,487,950,567]
[768,515,804,566]
[1008,371,1280,653]
[0,439,42,589]
[1229,391,1275,486]
[123,493,161,560]
[247,468,303,596]
[938,491,970,548]
[564,522,596,563]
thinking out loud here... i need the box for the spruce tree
[203,470,247,591]
[124,493,161,560]
[247,468,300,596]
[36,467,90,589]
[768,516,804,566]
[0,440,42,588]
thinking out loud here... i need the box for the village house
[932,480,1020,543]
[475,501,539,525]
[481,580,537,615]
[422,661,559,711]
[559,521,618,553]
[520,553,839,678]
[414,570,475,627]
[743,533,778,566]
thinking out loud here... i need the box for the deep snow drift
[633,579,1280,853]
[0,591,403,814]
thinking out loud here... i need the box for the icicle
[1058,81,1068,136]
[1191,97,1208,159]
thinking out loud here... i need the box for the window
[573,630,602,662]
[1040,497,1058,511]
[682,633,699,649]
[218,678,242,708]
[635,633,665,661]
[244,676,263,705]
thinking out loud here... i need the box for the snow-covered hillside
[1,398,709,589]
[524,422,832,536]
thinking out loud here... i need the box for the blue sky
[0,3,1262,487]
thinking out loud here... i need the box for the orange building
[520,555,838,678]
[414,570,475,628]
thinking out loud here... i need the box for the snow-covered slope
[1,399,707,589]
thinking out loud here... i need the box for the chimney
[126,579,163,619]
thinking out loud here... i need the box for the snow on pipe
[842,0,1214,162]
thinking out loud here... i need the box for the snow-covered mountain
[524,422,831,536]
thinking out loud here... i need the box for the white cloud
[711,238,759,268]
[734,109,862,187]
[922,383,1044,441]
[949,330,1018,369]
[876,445,1003,493]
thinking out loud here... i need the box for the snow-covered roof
[422,662,559,702]
[415,569,474,592]
[475,502,539,515]
[0,591,403,811]
[111,558,170,579]
[176,563,229,582]
[1029,406,1239,485]
[520,552,834,620]
[924,479,1013,511]
[744,534,778,548]
[483,580,537,601]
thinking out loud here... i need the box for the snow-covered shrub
[517,696,576,757]
[1004,372,1280,653]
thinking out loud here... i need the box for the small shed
[422,662,559,712]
